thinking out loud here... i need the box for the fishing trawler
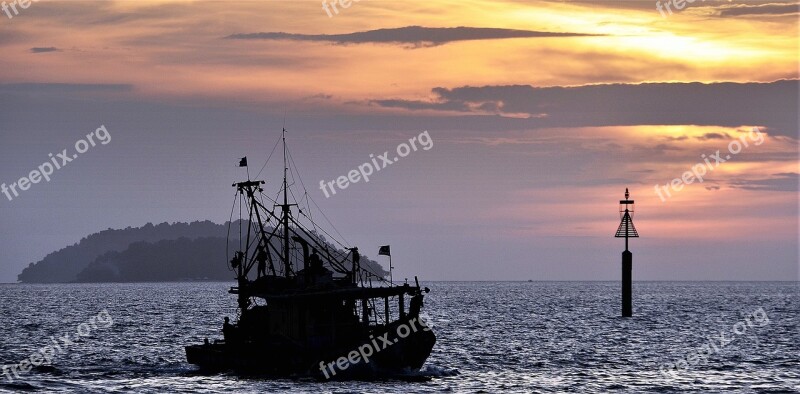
[185,130,436,378]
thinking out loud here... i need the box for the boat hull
[186,317,436,378]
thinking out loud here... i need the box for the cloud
[303,93,334,101]
[371,80,800,137]
[696,132,728,140]
[30,47,59,53]
[369,98,470,112]
[546,0,800,15]
[729,172,799,191]
[0,83,133,94]
[715,2,799,16]
[19,1,193,25]
[667,136,690,141]
[653,143,683,151]
[225,26,599,47]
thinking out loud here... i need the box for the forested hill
[18,221,388,283]
[17,221,226,283]
[75,237,235,282]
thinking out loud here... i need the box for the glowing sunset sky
[0,0,797,282]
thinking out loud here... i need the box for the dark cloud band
[372,80,800,137]
[225,26,599,47]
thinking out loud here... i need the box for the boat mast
[282,127,291,277]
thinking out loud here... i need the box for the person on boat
[222,317,236,342]
[309,250,323,272]
[352,247,360,269]
[256,247,267,278]
[409,294,424,317]
[230,251,243,271]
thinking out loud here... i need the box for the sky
[0,0,797,283]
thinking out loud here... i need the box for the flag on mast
[239,157,248,167]
[378,245,391,256]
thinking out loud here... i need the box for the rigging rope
[255,136,282,180]
[226,190,238,271]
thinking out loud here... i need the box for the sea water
[0,281,797,393]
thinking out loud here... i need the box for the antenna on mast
[283,127,288,197]
[282,127,291,277]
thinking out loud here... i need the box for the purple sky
[0,0,797,282]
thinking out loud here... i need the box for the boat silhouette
[185,129,436,378]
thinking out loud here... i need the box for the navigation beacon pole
[614,188,639,317]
